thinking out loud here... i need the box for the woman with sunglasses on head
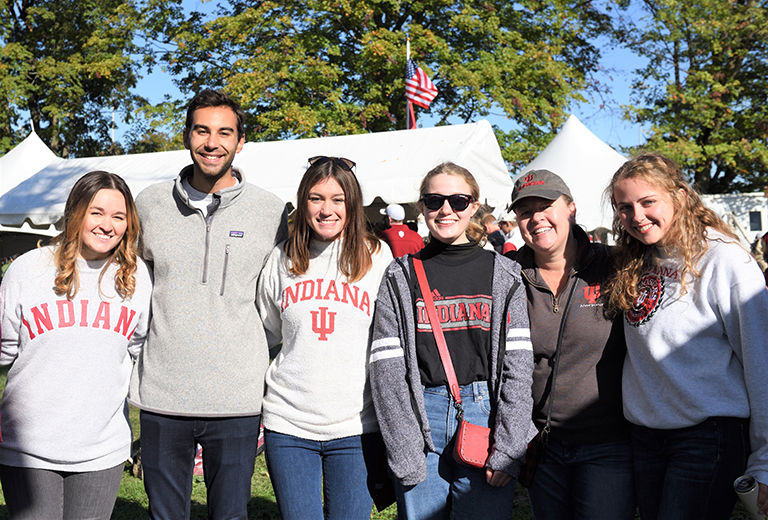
[0,171,151,520]
[509,169,634,520]
[607,153,768,520]
[256,156,393,519]
[369,162,533,519]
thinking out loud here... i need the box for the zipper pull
[553,298,559,313]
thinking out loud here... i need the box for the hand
[485,468,512,487]
[758,482,768,515]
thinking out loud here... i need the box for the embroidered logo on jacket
[583,284,601,305]
[229,231,244,238]
[626,273,664,327]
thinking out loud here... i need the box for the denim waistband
[423,380,489,399]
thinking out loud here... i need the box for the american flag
[406,59,438,109]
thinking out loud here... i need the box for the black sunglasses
[308,156,356,172]
[421,193,475,212]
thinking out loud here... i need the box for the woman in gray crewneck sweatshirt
[607,153,768,519]
[0,171,152,520]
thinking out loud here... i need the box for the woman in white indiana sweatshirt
[0,171,151,520]
[257,156,392,520]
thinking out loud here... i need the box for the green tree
[144,0,611,169]
[0,0,145,157]
[619,0,768,193]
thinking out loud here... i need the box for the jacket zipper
[220,244,230,296]
[521,269,582,313]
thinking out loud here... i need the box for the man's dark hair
[185,89,246,141]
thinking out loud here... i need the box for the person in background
[128,89,288,520]
[378,203,424,257]
[482,213,505,253]
[0,171,152,520]
[370,161,533,519]
[509,168,634,520]
[607,152,768,520]
[257,156,392,519]
[496,209,525,253]
[750,231,768,286]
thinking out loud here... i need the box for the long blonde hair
[419,162,484,243]
[605,153,737,311]
[51,171,140,300]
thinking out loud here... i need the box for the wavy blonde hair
[419,162,484,244]
[51,171,140,300]
[605,153,737,312]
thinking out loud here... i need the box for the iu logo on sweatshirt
[310,307,336,341]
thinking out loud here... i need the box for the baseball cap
[381,203,405,221]
[510,169,572,209]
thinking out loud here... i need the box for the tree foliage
[0,0,145,157]
[619,0,768,193]
[144,0,611,169]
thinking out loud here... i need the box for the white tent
[0,120,512,228]
[0,131,60,236]
[514,115,627,232]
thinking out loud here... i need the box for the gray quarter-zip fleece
[129,166,288,416]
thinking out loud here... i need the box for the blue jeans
[139,411,260,520]
[527,437,635,520]
[632,417,750,520]
[263,429,378,520]
[394,381,516,520]
[0,463,124,520]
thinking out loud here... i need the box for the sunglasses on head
[308,156,356,172]
[421,193,475,211]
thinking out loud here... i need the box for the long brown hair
[418,162,484,243]
[51,171,140,300]
[285,158,380,282]
[605,153,737,311]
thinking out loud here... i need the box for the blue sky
[124,1,650,155]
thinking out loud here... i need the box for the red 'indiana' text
[281,279,371,316]
[22,299,138,340]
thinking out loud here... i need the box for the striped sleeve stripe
[370,337,404,363]
[506,328,533,351]
[370,348,404,363]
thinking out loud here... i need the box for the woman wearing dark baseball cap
[510,169,635,519]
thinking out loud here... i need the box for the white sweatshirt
[623,231,768,483]
[0,247,152,471]
[257,239,391,441]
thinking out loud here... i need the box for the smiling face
[307,177,347,241]
[183,105,245,193]
[421,173,479,245]
[79,189,128,261]
[613,177,679,247]
[514,195,575,258]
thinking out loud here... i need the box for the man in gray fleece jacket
[128,90,288,520]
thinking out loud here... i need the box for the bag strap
[541,276,578,445]
[412,254,463,413]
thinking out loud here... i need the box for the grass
[0,366,755,518]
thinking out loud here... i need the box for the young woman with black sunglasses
[369,162,534,519]
[256,156,393,519]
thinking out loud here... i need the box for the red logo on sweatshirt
[626,273,664,327]
[311,307,336,341]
